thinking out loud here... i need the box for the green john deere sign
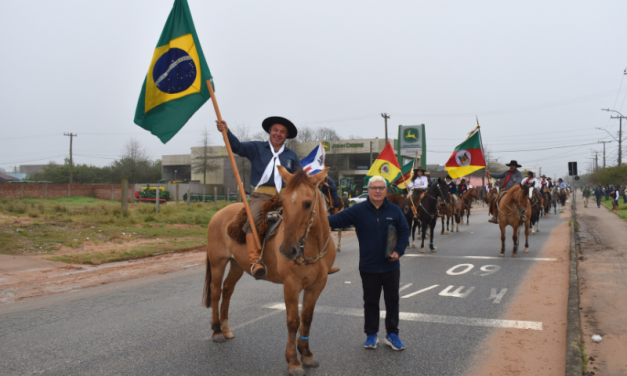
[403,127,420,143]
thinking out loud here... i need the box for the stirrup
[251,259,267,280]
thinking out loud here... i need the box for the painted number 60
[446,264,501,276]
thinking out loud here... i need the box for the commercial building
[161,137,419,196]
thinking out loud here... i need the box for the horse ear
[309,167,330,186]
[277,166,293,184]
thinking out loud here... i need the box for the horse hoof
[288,367,306,376]
[420,248,425,253]
[524,248,529,253]
[411,243,416,248]
[222,331,234,339]
[531,230,535,235]
[499,253,504,258]
[512,253,518,258]
[302,357,320,368]
[212,334,226,343]
[431,249,436,253]
[445,231,449,234]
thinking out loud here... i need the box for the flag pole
[205,79,262,250]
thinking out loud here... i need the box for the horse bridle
[293,188,332,266]
[419,183,447,221]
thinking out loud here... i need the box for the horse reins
[294,188,332,266]
[419,183,447,221]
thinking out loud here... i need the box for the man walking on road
[327,176,410,351]
[582,185,591,208]
[593,185,603,209]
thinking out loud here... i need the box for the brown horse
[496,184,531,257]
[528,189,544,235]
[202,167,336,376]
[541,186,551,217]
[438,195,460,234]
[459,188,478,225]
[486,188,498,217]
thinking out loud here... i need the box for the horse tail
[201,256,212,308]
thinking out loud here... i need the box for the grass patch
[46,238,206,265]
[581,343,588,373]
[600,197,627,221]
[0,197,233,259]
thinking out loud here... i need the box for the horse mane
[285,169,314,192]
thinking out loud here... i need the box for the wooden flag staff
[205,79,262,250]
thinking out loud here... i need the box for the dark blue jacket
[325,177,339,207]
[227,131,302,188]
[447,181,457,194]
[328,197,409,273]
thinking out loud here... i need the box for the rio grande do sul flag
[365,142,402,184]
[445,128,486,179]
[134,0,212,144]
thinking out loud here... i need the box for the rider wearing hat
[540,174,548,188]
[485,160,524,224]
[445,175,457,195]
[557,178,566,189]
[405,166,429,193]
[458,178,468,197]
[547,177,553,188]
[216,117,301,278]
[521,171,540,197]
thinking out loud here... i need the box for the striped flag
[300,143,325,175]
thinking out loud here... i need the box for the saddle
[227,195,283,244]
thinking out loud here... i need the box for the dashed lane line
[404,254,557,261]
[265,303,542,331]
[401,284,439,298]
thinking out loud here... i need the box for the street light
[600,108,625,166]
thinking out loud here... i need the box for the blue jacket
[328,197,409,273]
[227,131,302,188]
[447,181,457,194]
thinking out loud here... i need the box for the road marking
[401,284,439,298]
[439,285,475,298]
[489,288,508,304]
[399,283,413,292]
[230,309,285,331]
[404,254,557,261]
[265,303,542,331]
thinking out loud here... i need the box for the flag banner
[365,142,402,184]
[445,129,486,179]
[301,143,325,175]
[134,0,212,144]
[393,161,414,189]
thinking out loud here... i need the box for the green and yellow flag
[134,0,212,144]
[393,160,415,189]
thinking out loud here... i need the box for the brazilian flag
[134,0,212,144]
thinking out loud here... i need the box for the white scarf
[256,141,285,193]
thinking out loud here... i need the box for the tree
[119,138,151,184]
[192,128,221,184]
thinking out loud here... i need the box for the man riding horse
[485,160,524,224]
[216,117,302,279]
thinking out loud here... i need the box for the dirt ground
[0,231,353,305]
[471,208,571,376]
[577,201,627,375]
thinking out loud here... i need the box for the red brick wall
[0,183,133,201]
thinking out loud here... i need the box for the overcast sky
[2,0,626,179]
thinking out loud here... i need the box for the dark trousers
[597,197,602,207]
[623,194,627,204]
[360,269,400,336]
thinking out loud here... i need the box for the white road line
[399,283,413,292]
[404,254,557,261]
[230,309,285,331]
[265,303,542,331]
[401,284,439,298]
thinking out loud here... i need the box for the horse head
[277,166,329,261]
[436,177,451,203]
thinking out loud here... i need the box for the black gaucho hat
[445,174,452,180]
[262,116,297,139]
[505,160,522,168]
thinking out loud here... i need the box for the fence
[0,182,134,201]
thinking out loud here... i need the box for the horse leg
[219,259,244,339]
[412,220,419,248]
[499,222,506,257]
[512,221,519,258]
[284,282,305,375]
[209,258,229,342]
[429,222,436,253]
[298,283,327,368]
[441,215,445,235]
[420,221,426,253]
[337,230,342,252]
[446,215,450,234]
[456,214,460,232]
[466,209,470,225]
[524,219,530,253]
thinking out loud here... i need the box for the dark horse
[459,188,478,225]
[528,189,543,235]
[386,190,421,248]
[416,178,451,253]
[541,186,551,217]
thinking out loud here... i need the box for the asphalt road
[0,205,568,376]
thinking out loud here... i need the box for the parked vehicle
[349,193,368,204]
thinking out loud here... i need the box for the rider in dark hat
[485,160,524,223]
[458,178,468,197]
[216,117,301,278]
[445,175,457,195]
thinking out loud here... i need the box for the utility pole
[64,133,77,184]
[601,108,625,166]
[381,113,390,145]
[598,141,612,169]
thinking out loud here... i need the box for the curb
[565,196,583,375]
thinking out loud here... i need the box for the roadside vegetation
[0,197,234,264]
[600,196,627,220]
